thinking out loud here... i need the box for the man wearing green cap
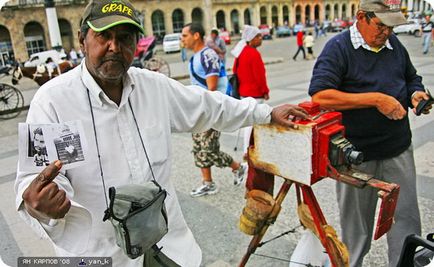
[15,0,309,266]
[309,0,432,266]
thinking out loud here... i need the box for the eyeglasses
[365,13,394,32]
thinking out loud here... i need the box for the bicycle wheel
[143,57,171,77]
[0,83,24,119]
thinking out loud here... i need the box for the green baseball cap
[81,0,144,34]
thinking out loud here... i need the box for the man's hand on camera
[376,94,407,120]
[270,104,310,128]
[411,91,432,115]
[22,160,71,220]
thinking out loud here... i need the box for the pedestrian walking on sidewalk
[231,25,270,163]
[421,13,433,54]
[292,30,306,61]
[182,22,248,197]
[206,28,227,66]
[308,0,432,266]
[304,32,315,60]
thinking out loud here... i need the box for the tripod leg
[239,180,293,267]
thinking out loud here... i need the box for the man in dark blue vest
[308,0,432,266]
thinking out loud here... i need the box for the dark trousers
[293,45,305,60]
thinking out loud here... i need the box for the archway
[305,5,311,25]
[172,9,184,33]
[230,9,240,34]
[244,8,251,25]
[271,5,278,27]
[334,4,339,19]
[24,21,46,57]
[0,25,14,65]
[342,4,347,19]
[351,4,356,18]
[192,8,203,25]
[295,5,302,24]
[260,6,267,25]
[151,10,165,41]
[283,5,289,25]
[216,10,226,30]
[325,4,331,20]
[314,4,320,22]
[58,19,73,52]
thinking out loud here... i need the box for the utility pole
[44,0,63,50]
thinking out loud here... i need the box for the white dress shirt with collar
[15,60,272,267]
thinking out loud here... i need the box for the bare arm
[206,75,219,91]
[312,89,407,120]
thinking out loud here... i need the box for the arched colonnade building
[0,0,431,64]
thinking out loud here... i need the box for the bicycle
[0,65,24,119]
[131,36,171,77]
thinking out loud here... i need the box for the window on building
[172,9,184,33]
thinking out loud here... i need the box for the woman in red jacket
[231,25,271,191]
[231,25,270,157]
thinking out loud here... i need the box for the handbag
[103,182,168,259]
[228,57,240,99]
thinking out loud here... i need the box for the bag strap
[189,52,207,87]
[84,78,164,214]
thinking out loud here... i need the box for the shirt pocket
[140,126,169,166]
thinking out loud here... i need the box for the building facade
[0,0,432,65]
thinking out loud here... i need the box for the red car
[219,31,231,45]
[258,24,272,40]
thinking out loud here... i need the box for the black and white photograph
[27,125,49,167]
[18,121,88,171]
[53,123,85,165]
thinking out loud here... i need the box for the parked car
[331,19,349,32]
[162,33,181,53]
[219,31,231,44]
[393,19,422,36]
[276,26,292,37]
[259,24,272,40]
[24,50,67,67]
[292,23,304,35]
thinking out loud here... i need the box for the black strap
[84,82,164,212]
[189,54,207,87]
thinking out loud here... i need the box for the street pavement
[0,32,433,267]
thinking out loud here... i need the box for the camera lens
[343,145,364,165]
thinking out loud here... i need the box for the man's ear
[356,11,365,22]
[78,30,85,54]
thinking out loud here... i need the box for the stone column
[253,3,261,26]
[278,3,284,26]
[44,0,62,49]
[267,4,272,26]
[164,9,173,34]
[203,0,213,34]
[145,10,153,36]
[225,8,232,33]
[289,4,295,26]
[239,7,245,29]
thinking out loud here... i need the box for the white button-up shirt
[15,60,272,267]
